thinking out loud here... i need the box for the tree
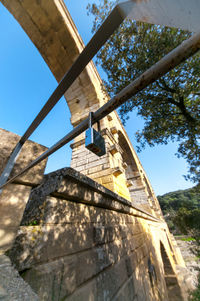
[158,187,200,214]
[87,0,200,184]
[173,207,200,236]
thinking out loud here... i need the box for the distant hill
[157,186,200,215]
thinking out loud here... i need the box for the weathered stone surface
[0,255,38,301]
[7,171,186,301]
[19,243,138,300]
[0,184,31,253]
[0,128,48,253]
[9,220,143,272]
[5,166,185,300]
[21,168,159,227]
[112,275,136,301]
[0,128,47,185]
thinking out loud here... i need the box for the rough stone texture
[0,184,31,253]
[0,254,38,300]
[8,168,187,301]
[20,168,159,227]
[0,128,47,185]
[176,237,200,291]
[0,128,47,253]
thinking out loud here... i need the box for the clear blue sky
[0,0,194,195]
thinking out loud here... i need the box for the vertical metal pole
[88,112,93,129]
[97,120,101,133]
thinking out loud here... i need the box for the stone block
[113,275,136,301]
[22,196,91,226]
[110,126,118,135]
[0,184,31,227]
[0,184,31,253]
[22,256,77,301]
[109,145,119,155]
[0,128,47,185]
[9,223,95,270]
[107,114,113,121]
[67,255,132,301]
[113,167,124,177]
[20,236,139,300]
[21,0,51,34]
[66,280,97,301]
[0,226,18,255]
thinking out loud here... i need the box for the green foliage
[158,186,200,233]
[87,0,200,183]
[181,237,196,242]
[173,207,200,235]
[28,220,39,226]
[157,186,200,215]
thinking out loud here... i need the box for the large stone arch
[118,130,152,209]
[0,0,105,126]
[160,241,184,301]
[117,130,163,216]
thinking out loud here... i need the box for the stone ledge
[23,167,161,224]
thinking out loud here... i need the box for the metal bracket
[85,112,106,157]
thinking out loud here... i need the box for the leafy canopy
[87,0,200,183]
[157,186,200,214]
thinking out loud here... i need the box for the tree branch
[159,78,178,94]
[176,96,197,125]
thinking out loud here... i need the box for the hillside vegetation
[157,186,200,240]
[158,187,200,299]
[158,187,200,215]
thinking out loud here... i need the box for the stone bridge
[0,1,190,300]
[1,0,162,214]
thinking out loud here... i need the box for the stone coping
[24,167,162,223]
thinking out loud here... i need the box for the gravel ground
[175,237,200,289]
[0,255,38,301]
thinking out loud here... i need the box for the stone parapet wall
[0,128,47,185]
[0,128,48,253]
[8,168,186,301]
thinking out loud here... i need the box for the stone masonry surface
[7,167,189,301]
[0,255,38,301]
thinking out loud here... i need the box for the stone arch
[117,130,164,216]
[118,131,146,201]
[117,130,155,212]
[160,241,184,301]
[0,0,105,127]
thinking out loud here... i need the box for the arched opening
[117,131,151,208]
[160,242,184,301]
